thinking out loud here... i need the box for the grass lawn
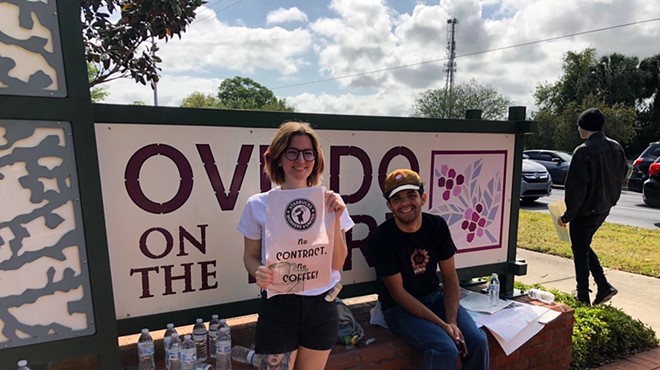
[517,210,660,278]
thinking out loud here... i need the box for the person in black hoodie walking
[558,108,628,306]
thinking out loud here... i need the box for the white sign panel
[94,123,515,319]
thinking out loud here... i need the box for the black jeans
[569,212,610,292]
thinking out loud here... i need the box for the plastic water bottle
[164,323,178,361]
[529,288,555,304]
[488,273,500,306]
[167,332,182,370]
[208,315,220,359]
[181,334,197,370]
[193,318,208,362]
[215,326,231,370]
[138,328,155,370]
[16,360,31,370]
[231,345,257,367]
[219,319,229,334]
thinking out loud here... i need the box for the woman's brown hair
[264,121,325,186]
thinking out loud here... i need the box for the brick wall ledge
[113,293,573,370]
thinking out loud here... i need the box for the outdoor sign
[94,123,515,319]
[265,186,334,298]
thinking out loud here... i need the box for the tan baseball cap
[384,169,424,199]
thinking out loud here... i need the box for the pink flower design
[461,203,486,242]
[437,166,465,201]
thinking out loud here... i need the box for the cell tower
[444,18,458,117]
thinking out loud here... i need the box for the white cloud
[311,0,399,88]
[103,75,223,108]
[101,0,660,118]
[266,7,309,25]
[287,89,416,117]
[157,18,313,76]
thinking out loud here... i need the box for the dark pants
[569,212,610,292]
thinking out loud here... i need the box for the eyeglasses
[284,148,316,162]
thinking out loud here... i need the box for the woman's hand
[254,265,273,289]
[325,190,346,215]
[326,190,349,270]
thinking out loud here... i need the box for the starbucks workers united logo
[285,198,316,230]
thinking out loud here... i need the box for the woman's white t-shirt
[237,187,354,296]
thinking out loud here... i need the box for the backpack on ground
[335,298,365,345]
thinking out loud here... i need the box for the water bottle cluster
[138,315,235,370]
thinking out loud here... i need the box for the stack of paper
[460,288,561,355]
[548,199,571,243]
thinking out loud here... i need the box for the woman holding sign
[237,121,354,370]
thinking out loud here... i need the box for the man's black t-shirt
[371,212,457,311]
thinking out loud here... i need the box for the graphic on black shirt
[410,249,430,275]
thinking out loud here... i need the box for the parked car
[520,155,553,203]
[642,156,660,208]
[523,149,572,185]
[628,140,660,192]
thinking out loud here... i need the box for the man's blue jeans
[383,290,489,370]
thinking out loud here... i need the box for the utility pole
[444,18,458,118]
[151,36,158,106]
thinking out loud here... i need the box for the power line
[271,16,660,90]
[192,0,245,25]
[204,0,226,10]
[192,0,226,23]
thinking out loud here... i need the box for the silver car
[520,156,553,203]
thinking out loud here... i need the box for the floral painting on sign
[428,151,506,252]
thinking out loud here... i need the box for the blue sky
[102,0,660,117]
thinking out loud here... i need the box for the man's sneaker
[593,285,618,306]
[575,289,591,306]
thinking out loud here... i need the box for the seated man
[370,168,489,370]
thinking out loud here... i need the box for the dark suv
[523,149,572,185]
[628,140,660,192]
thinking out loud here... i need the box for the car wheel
[643,195,660,208]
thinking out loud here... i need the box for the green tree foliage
[87,62,108,102]
[633,54,660,155]
[180,92,221,108]
[216,76,294,111]
[529,97,637,151]
[532,49,641,153]
[534,49,598,113]
[411,79,511,120]
[590,53,645,107]
[81,0,204,87]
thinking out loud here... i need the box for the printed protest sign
[265,187,334,297]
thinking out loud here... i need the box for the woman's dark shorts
[255,291,338,354]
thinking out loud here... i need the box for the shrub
[515,282,659,369]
